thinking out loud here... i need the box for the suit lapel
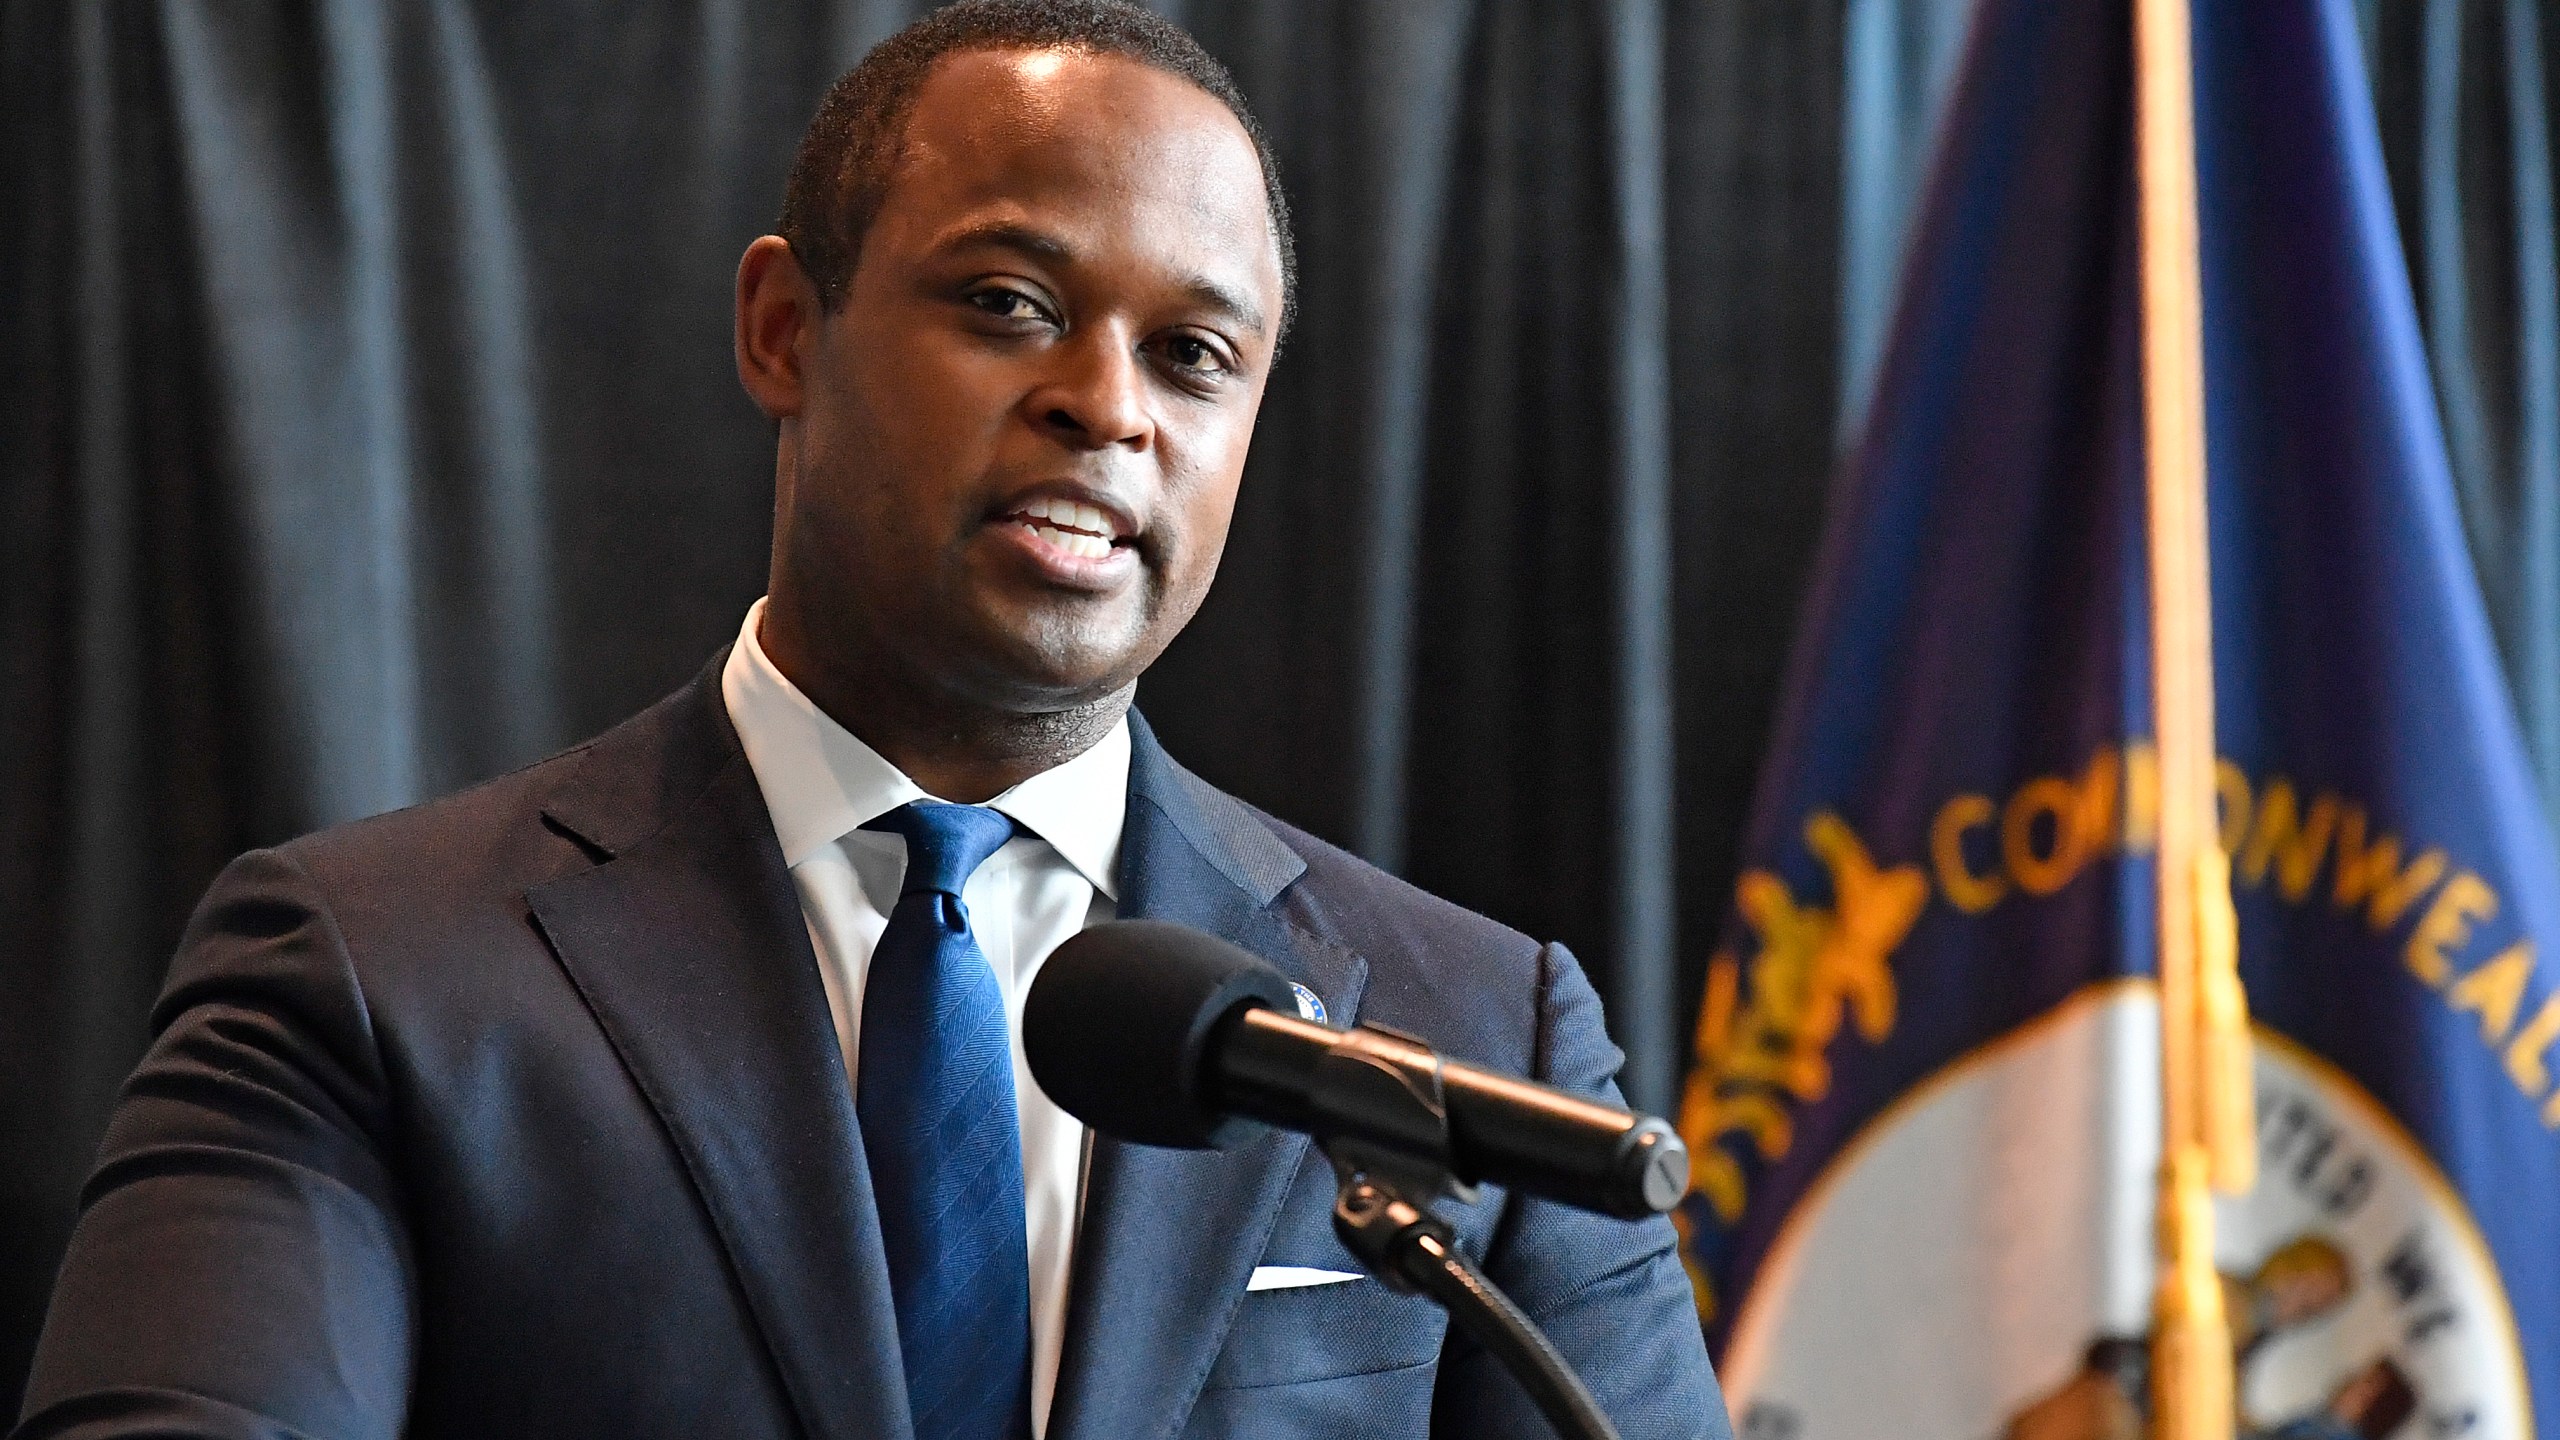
[525,671,910,1440]
[1046,716,1370,1440]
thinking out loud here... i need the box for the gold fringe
[2195,849,2257,1193]
[2150,1147,2238,1440]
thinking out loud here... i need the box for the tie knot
[863,802,1016,898]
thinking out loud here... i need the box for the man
[15,3,1728,1437]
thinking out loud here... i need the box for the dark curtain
[0,0,1843,1409]
[2363,0,2560,845]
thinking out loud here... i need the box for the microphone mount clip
[1306,1022,1479,1211]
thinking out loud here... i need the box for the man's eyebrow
[933,219,1075,263]
[1179,276,1267,339]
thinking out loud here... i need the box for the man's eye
[1163,335,1231,375]
[968,288,1049,323]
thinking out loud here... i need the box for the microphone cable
[1337,1178,1621,1440]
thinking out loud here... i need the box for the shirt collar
[719,598,1127,899]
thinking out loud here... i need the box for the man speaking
[15,3,1727,1436]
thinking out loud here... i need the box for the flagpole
[2134,0,2255,1437]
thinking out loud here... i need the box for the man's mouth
[997,495,1131,561]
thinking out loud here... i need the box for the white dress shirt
[720,598,1122,1439]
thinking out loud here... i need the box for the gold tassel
[2194,848,2256,1193]
[2150,1146,2236,1440]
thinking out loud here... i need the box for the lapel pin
[1289,982,1326,1025]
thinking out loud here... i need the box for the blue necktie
[857,802,1031,1440]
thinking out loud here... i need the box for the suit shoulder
[275,740,583,873]
[272,668,729,906]
[1237,805,1562,1075]
[1253,807,1540,960]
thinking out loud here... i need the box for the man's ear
[736,235,816,419]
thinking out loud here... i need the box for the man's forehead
[903,45,1249,155]
[885,48,1276,260]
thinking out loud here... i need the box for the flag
[1672,1,2560,1436]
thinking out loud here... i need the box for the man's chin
[944,608,1153,711]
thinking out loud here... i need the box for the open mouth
[997,495,1132,561]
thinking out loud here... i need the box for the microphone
[1023,919,1689,1220]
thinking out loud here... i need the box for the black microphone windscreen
[1024,920,1297,1148]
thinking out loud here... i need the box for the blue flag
[1673,1,2560,1436]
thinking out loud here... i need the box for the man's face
[767,47,1282,713]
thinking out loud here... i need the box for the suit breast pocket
[1199,1276,1448,1391]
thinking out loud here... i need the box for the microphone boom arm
[1215,1008,1623,1440]
[1332,1176,1621,1440]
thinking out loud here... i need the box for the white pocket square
[1244,1265,1365,1292]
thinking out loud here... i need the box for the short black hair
[777,0,1296,340]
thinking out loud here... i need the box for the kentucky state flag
[1672,1,2560,1436]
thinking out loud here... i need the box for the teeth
[1028,524,1112,560]
[1010,497,1122,542]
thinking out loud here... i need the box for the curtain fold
[1600,0,1681,1115]
[2396,0,2560,842]
[1836,0,1968,439]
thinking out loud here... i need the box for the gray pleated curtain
[2363,0,2560,844]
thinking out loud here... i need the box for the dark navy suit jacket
[17,660,1730,1439]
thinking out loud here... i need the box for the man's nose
[1031,329,1153,452]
